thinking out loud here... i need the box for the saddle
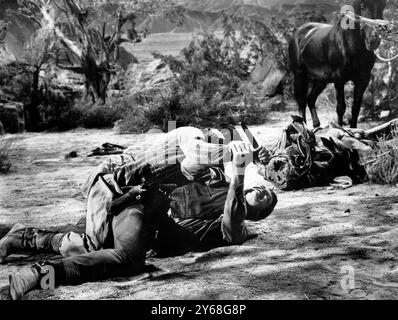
[265,116,316,190]
[263,117,369,190]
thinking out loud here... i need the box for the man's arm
[81,153,135,197]
[176,127,232,167]
[82,126,234,196]
[221,142,252,244]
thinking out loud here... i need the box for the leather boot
[0,224,62,263]
[9,264,43,300]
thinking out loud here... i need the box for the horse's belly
[307,67,334,82]
[307,65,351,83]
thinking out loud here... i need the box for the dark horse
[289,0,387,128]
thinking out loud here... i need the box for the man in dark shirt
[154,162,277,256]
[1,129,277,300]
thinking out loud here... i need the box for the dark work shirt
[154,167,248,254]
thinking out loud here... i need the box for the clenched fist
[228,141,254,176]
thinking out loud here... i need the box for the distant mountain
[181,0,279,12]
[139,0,339,34]
[138,10,222,33]
[180,0,339,12]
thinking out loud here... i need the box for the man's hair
[246,190,278,222]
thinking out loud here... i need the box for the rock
[116,45,139,70]
[0,102,25,133]
[33,158,62,165]
[380,110,391,119]
[65,151,79,159]
[0,47,15,65]
[127,59,175,100]
[250,57,285,98]
[350,289,367,298]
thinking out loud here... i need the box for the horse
[289,0,387,129]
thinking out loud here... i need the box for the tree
[21,29,57,128]
[14,0,181,105]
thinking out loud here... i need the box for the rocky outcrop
[0,0,37,59]
[126,59,175,100]
[116,45,139,70]
[0,102,25,133]
[0,47,15,65]
[250,57,285,98]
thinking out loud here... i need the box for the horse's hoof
[349,122,358,129]
[313,122,321,129]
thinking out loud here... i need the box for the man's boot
[0,224,63,263]
[9,264,45,300]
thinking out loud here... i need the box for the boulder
[250,57,285,98]
[0,102,25,133]
[127,59,175,100]
[116,45,139,70]
[0,47,15,66]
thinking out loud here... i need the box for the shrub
[114,105,153,134]
[0,62,33,104]
[365,130,398,184]
[82,103,126,129]
[117,31,267,133]
[36,89,78,131]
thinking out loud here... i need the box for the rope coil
[345,11,398,62]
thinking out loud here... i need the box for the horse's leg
[351,77,371,128]
[294,72,308,123]
[307,82,326,128]
[335,83,346,126]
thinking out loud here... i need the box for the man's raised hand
[228,141,254,176]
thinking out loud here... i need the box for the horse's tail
[288,28,302,74]
[288,27,308,117]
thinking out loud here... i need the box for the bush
[114,105,154,134]
[82,103,126,129]
[365,130,398,184]
[36,89,79,131]
[30,90,128,131]
[0,62,33,104]
[117,32,267,133]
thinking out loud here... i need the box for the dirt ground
[1,108,398,300]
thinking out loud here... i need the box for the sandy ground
[1,108,398,300]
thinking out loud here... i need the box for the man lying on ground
[0,126,277,300]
